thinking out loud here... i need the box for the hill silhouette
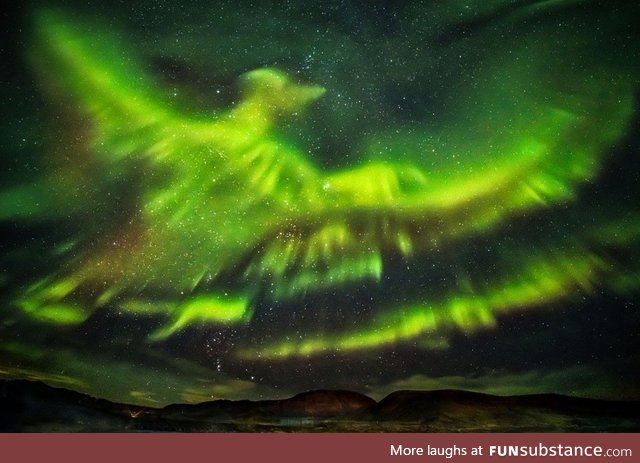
[1,380,638,432]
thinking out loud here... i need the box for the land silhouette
[1,380,638,432]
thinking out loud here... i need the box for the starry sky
[1,0,639,407]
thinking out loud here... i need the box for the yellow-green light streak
[239,247,613,359]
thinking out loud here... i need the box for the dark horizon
[3,378,639,432]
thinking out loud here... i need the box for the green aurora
[1,0,639,405]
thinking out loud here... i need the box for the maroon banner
[1,433,638,463]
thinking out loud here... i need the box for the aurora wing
[20,11,328,330]
[27,12,327,277]
[247,60,636,302]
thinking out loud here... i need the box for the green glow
[5,8,638,361]
[17,277,89,325]
[148,294,251,341]
[240,243,630,359]
[22,302,88,325]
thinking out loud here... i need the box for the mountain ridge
[1,379,638,432]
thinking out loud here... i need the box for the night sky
[1,0,639,407]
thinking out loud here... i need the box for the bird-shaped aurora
[3,7,640,362]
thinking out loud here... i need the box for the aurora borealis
[1,0,639,407]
